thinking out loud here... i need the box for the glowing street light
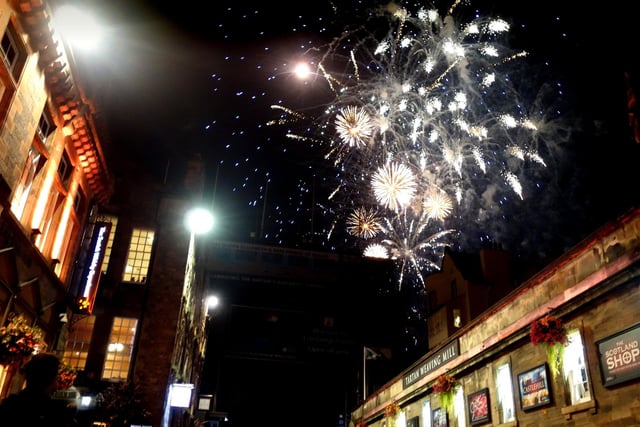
[52,5,103,51]
[206,295,219,311]
[185,207,214,235]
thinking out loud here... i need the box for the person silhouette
[0,353,76,427]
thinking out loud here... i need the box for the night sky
[84,0,639,266]
[67,1,639,425]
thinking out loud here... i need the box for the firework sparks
[363,243,388,259]
[346,207,381,239]
[377,212,457,288]
[269,1,563,288]
[372,162,417,212]
[423,191,454,221]
[335,106,375,148]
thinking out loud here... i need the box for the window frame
[0,20,28,82]
[122,228,155,284]
[494,361,516,423]
[102,316,138,381]
[562,328,593,406]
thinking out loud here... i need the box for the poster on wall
[432,407,448,427]
[597,322,640,387]
[517,363,551,411]
[467,388,491,425]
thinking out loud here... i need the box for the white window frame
[562,328,592,406]
[495,362,516,423]
[422,400,432,427]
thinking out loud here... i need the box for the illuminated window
[97,215,118,273]
[422,400,432,427]
[562,329,591,405]
[63,315,95,370]
[453,308,461,328]
[102,317,137,380]
[11,144,45,221]
[453,385,466,427]
[495,362,516,423]
[123,228,154,283]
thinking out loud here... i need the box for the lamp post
[166,207,215,427]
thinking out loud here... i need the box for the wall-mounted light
[169,383,194,408]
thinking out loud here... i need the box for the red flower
[57,363,77,390]
[0,314,45,366]
[530,314,567,347]
[432,374,458,394]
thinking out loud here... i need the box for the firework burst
[269,1,564,288]
[346,207,382,239]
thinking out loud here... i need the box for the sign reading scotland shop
[403,340,460,389]
[597,323,640,387]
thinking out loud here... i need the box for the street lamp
[51,5,103,51]
[206,295,219,311]
[185,207,214,235]
[165,207,215,427]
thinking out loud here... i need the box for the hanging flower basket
[384,401,401,427]
[384,401,401,418]
[0,313,45,366]
[530,314,569,379]
[433,374,459,414]
[57,363,78,390]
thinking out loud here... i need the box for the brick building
[351,207,640,427]
[0,3,212,427]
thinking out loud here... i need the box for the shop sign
[403,340,459,388]
[597,322,640,387]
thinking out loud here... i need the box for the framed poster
[467,388,491,425]
[597,322,640,387]
[517,363,552,411]
[432,407,448,427]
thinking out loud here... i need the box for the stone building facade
[352,207,640,427]
[0,0,112,396]
[0,3,211,427]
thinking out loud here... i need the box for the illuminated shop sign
[78,222,110,314]
[598,322,640,387]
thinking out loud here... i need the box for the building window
[97,215,118,273]
[102,317,137,381]
[453,308,461,328]
[37,109,55,147]
[123,228,154,283]
[62,315,95,370]
[11,107,54,223]
[562,329,591,405]
[396,410,407,427]
[495,362,516,423]
[11,144,45,221]
[1,21,27,82]
[422,400,432,427]
[58,151,73,186]
[453,385,466,427]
